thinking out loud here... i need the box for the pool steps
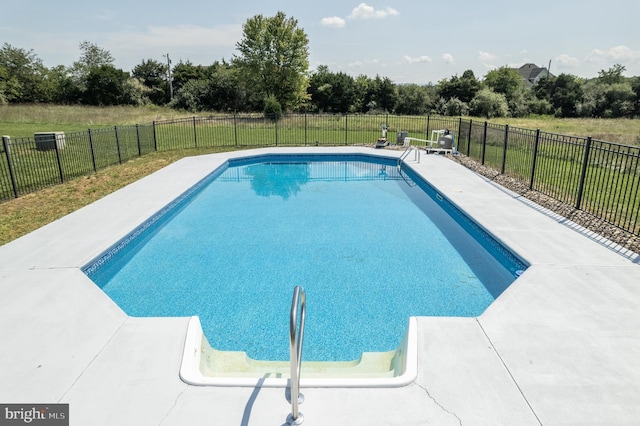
[180,316,418,387]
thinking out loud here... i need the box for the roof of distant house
[514,63,554,87]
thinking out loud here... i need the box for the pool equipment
[403,129,458,155]
[375,124,389,148]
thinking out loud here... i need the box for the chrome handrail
[397,144,420,169]
[287,286,306,425]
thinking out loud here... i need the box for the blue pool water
[86,154,526,361]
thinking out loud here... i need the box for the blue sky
[2,0,639,84]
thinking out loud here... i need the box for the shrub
[263,94,282,119]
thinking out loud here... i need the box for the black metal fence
[2,113,639,236]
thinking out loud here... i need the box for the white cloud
[586,48,606,63]
[586,45,640,64]
[402,55,432,64]
[555,54,580,68]
[478,51,497,69]
[605,45,640,62]
[442,53,454,64]
[348,3,399,19]
[321,16,346,28]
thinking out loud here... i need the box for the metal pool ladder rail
[397,145,420,169]
[287,286,306,425]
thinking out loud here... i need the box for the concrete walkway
[1,147,638,425]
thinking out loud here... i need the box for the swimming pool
[84,153,527,363]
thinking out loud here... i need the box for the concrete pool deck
[0,146,639,425]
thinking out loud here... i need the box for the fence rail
[1,113,639,236]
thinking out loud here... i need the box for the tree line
[2,11,640,119]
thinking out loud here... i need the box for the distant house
[514,63,553,88]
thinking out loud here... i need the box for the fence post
[426,115,431,136]
[135,124,142,156]
[345,113,348,145]
[529,129,540,190]
[575,136,593,210]
[501,124,509,174]
[458,117,463,143]
[275,115,278,146]
[304,112,307,146]
[152,121,158,151]
[2,136,19,198]
[466,119,472,156]
[115,126,122,164]
[481,121,488,165]
[193,117,198,148]
[88,129,97,172]
[53,135,64,183]
[233,113,238,146]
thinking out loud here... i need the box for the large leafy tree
[170,61,246,112]
[483,67,523,99]
[233,11,309,111]
[550,74,584,117]
[597,64,626,85]
[483,66,525,115]
[70,41,114,82]
[355,75,397,113]
[132,59,169,104]
[394,83,434,115]
[308,65,357,112]
[84,65,131,106]
[437,69,481,104]
[0,43,49,102]
[470,88,508,118]
[171,60,210,93]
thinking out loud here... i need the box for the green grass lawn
[1,104,638,244]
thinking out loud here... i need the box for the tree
[0,43,49,102]
[233,11,309,111]
[0,65,19,104]
[469,89,508,118]
[578,67,635,118]
[206,61,245,111]
[75,41,114,70]
[308,66,357,112]
[630,76,640,117]
[605,83,636,117]
[70,41,114,82]
[550,74,583,117]
[355,75,397,113]
[394,84,434,115]
[171,61,209,93]
[597,64,626,85]
[483,67,525,115]
[84,65,131,106]
[436,69,481,104]
[65,41,117,103]
[484,67,523,98]
[373,76,398,113]
[132,59,169,105]
[170,79,210,112]
[443,97,469,116]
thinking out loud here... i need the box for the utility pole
[163,53,173,100]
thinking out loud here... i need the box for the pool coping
[1,146,639,425]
